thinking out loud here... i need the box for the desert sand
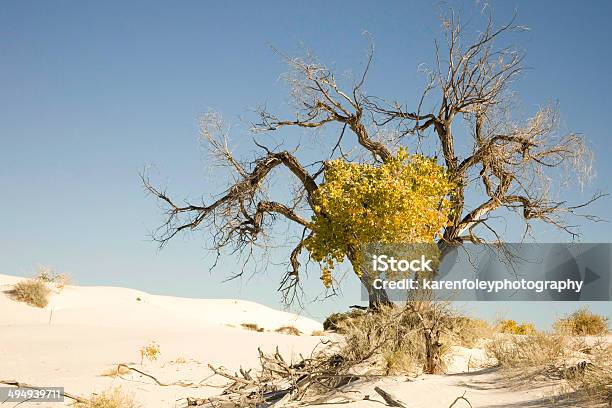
[0,274,570,407]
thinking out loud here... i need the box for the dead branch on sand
[177,345,378,407]
[0,379,88,404]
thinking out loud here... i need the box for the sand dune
[0,274,323,407]
[0,274,588,407]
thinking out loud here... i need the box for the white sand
[0,274,322,407]
[0,274,578,407]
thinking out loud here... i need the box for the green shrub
[554,308,609,336]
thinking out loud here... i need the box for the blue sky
[1,1,610,325]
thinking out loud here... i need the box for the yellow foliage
[305,148,454,286]
[497,319,536,335]
[139,341,160,364]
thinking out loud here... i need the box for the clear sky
[1,1,610,326]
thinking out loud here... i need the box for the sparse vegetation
[241,323,264,332]
[76,387,139,408]
[35,265,71,289]
[10,279,50,308]
[486,331,568,370]
[496,319,536,335]
[338,306,423,374]
[565,341,612,405]
[275,326,302,336]
[139,341,160,364]
[322,309,365,332]
[447,316,493,348]
[100,365,131,378]
[311,330,325,336]
[554,308,609,336]
[336,303,478,375]
[487,330,612,405]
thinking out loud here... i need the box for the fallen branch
[374,386,408,407]
[448,391,472,408]
[0,380,88,404]
[115,364,194,387]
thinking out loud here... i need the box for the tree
[144,10,602,373]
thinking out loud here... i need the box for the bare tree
[144,9,603,371]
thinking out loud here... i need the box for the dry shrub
[323,309,365,332]
[334,304,494,375]
[335,306,423,375]
[311,330,325,336]
[486,331,568,369]
[35,265,71,289]
[337,304,465,375]
[275,326,302,336]
[139,341,160,364]
[488,331,612,405]
[10,279,50,308]
[76,387,139,408]
[554,308,609,336]
[446,316,493,348]
[241,323,264,332]
[565,341,612,405]
[496,319,536,335]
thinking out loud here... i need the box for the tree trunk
[423,328,442,374]
[348,254,393,310]
[358,272,393,309]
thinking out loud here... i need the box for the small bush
[311,330,325,336]
[487,330,612,405]
[446,316,493,348]
[486,331,567,369]
[241,323,264,332]
[497,319,536,335]
[323,309,365,332]
[10,279,50,308]
[338,306,423,374]
[35,265,70,289]
[275,326,302,336]
[554,308,609,336]
[76,387,139,408]
[139,341,160,364]
[565,342,612,405]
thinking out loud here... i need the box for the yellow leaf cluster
[305,148,454,287]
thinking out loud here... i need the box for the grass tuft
[241,323,264,332]
[275,326,302,336]
[76,387,139,408]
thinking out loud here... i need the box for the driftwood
[0,379,88,404]
[176,345,377,407]
[115,364,194,387]
[447,391,473,408]
[374,386,408,407]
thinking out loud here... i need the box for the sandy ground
[0,274,582,407]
